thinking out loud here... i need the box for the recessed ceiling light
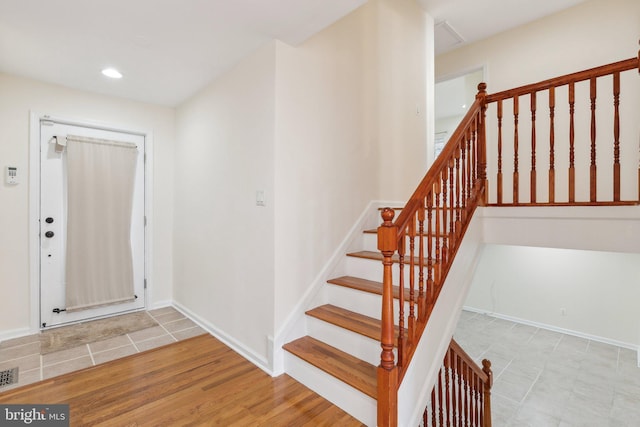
[101,68,123,79]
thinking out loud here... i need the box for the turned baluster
[441,169,449,267]
[408,217,416,336]
[513,95,520,204]
[449,157,455,239]
[496,100,503,204]
[477,83,488,205]
[425,192,434,316]
[549,87,556,203]
[471,365,477,426]
[466,132,473,201]
[451,350,458,426]
[397,234,405,368]
[460,138,468,222]
[590,77,598,202]
[569,82,576,202]
[417,203,425,319]
[434,180,441,289]
[437,366,444,425]
[444,349,451,425]
[530,91,537,203]
[613,72,621,201]
[455,146,462,233]
[430,387,437,427]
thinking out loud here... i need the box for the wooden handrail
[485,57,638,103]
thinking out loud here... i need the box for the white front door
[39,120,146,328]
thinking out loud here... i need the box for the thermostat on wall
[6,166,18,185]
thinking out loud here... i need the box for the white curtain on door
[64,134,139,312]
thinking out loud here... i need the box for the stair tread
[307,304,382,341]
[283,336,377,399]
[327,276,415,301]
[307,304,407,345]
[347,250,427,264]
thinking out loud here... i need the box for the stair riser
[345,256,430,284]
[284,352,377,426]
[306,316,388,366]
[326,284,415,323]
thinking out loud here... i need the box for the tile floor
[0,307,206,392]
[454,310,640,427]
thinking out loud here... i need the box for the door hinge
[144,279,147,289]
[144,216,147,227]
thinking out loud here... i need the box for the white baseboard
[0,327,35,343]
[149,300,173,310]
[171,301,273,376]
[462,306,640,354]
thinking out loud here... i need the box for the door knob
[45,231,55,238]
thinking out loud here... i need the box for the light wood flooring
[0,334,364,426]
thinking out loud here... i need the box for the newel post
[476,83,488,205]
[377,207,398,427]
[482,359,493,427]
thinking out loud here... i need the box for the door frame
[29,112,154,331]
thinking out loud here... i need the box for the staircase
[283,50,640,427]
[283,220,405,425]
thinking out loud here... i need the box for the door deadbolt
[45,217,54,224]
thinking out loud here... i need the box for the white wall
[375,0,429,200]
[466,244,640,347]
[272,3,379,338]
[173,43,276,369]
[172,0,431,369]
[0,73,175,337]
[273,0,429,338]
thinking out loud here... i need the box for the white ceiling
[421,0,588,54]
[0,0,587,107]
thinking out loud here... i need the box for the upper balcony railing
[485,56,640,206]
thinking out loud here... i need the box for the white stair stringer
[284,351,376,426]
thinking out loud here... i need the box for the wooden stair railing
[377,84,489,426]
[377,48,639,427]
[424,339,493,427]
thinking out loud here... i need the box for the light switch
[256,190,265,207]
